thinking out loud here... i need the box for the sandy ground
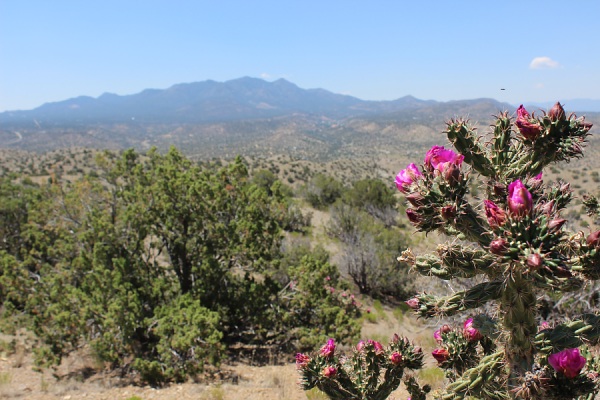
[0,313,424,400]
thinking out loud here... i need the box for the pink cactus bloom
[368,339,384,355]
[405,297,419,309]
[463,318,482,341]
[432,348,449,364]
[322,366,337,378]
[516,105,542,140]
[548,348,587,378]
[389,352,403,365]
[356,340,366,352]
[433,329,442,343]
[319,338,336,358]
[295,353,310,369]
[484,200,507,228]
[424,146,464,173]
[507,180,533,218]
[395,163,423,193]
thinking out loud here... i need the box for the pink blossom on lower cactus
[587,230,600,249]
[389,352,403,365]
[507,180,533,218]
[463,318,482,341]
[433,329,442,343]
[369,339,384,355]
[406,297,419,309]
[356,340,365,352]
[320,338,336,358]
[516,104,542,140]
[432,348,449,364]
[484,200,507,228]
[548,348,587,378]
[322,366,337,378]
[424,146,464,174]
[395,163,422,193]
[296,353,310,369]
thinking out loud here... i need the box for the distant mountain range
[0,77,513,126]
[0,77,597,159]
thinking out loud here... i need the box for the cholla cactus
[398,103,600,399]
[296,335,430,400]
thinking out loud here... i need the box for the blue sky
[1,0,599,112]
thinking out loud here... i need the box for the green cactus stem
[446,118,495,177]
[440,350,507,400]
[413,280,503,318]
[500,269,537,395]
[535,314,600,354]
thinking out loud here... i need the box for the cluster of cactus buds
[296,336,429,400]
[396,103,600,399]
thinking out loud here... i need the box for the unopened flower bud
[537,200,555,215]
[406,209,422,225]
[441,205,457,220]
[392,333,400,343]
[560,182,571,194]
[406,192,425,207]
[489,237,508,255]
[444,162,461,185]
[413,346,423,355]
[389,352,403,365]
[508,180,533,218]
[548,218,567,233]
[587,231,600,249]
[493,183,507,197]
[548,102,566,121]
[432,348,449,364]
[527,253,544,271]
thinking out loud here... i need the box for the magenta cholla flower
[463,318,482,342]
[320,338,336,358]
[516,105,542,140]
[395,163,422,193]
[433,329,442,343]
[424,146,464,173]
[432,348,449,364]
[507,180,533,218]
[322,366,337,378]
[484,200,507,228]
[548,348,587,378]
[389,352,403,365]
[406,297,419,309]
[356,340,366,352]
[295,353,310,369]
[368,339,384,355]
